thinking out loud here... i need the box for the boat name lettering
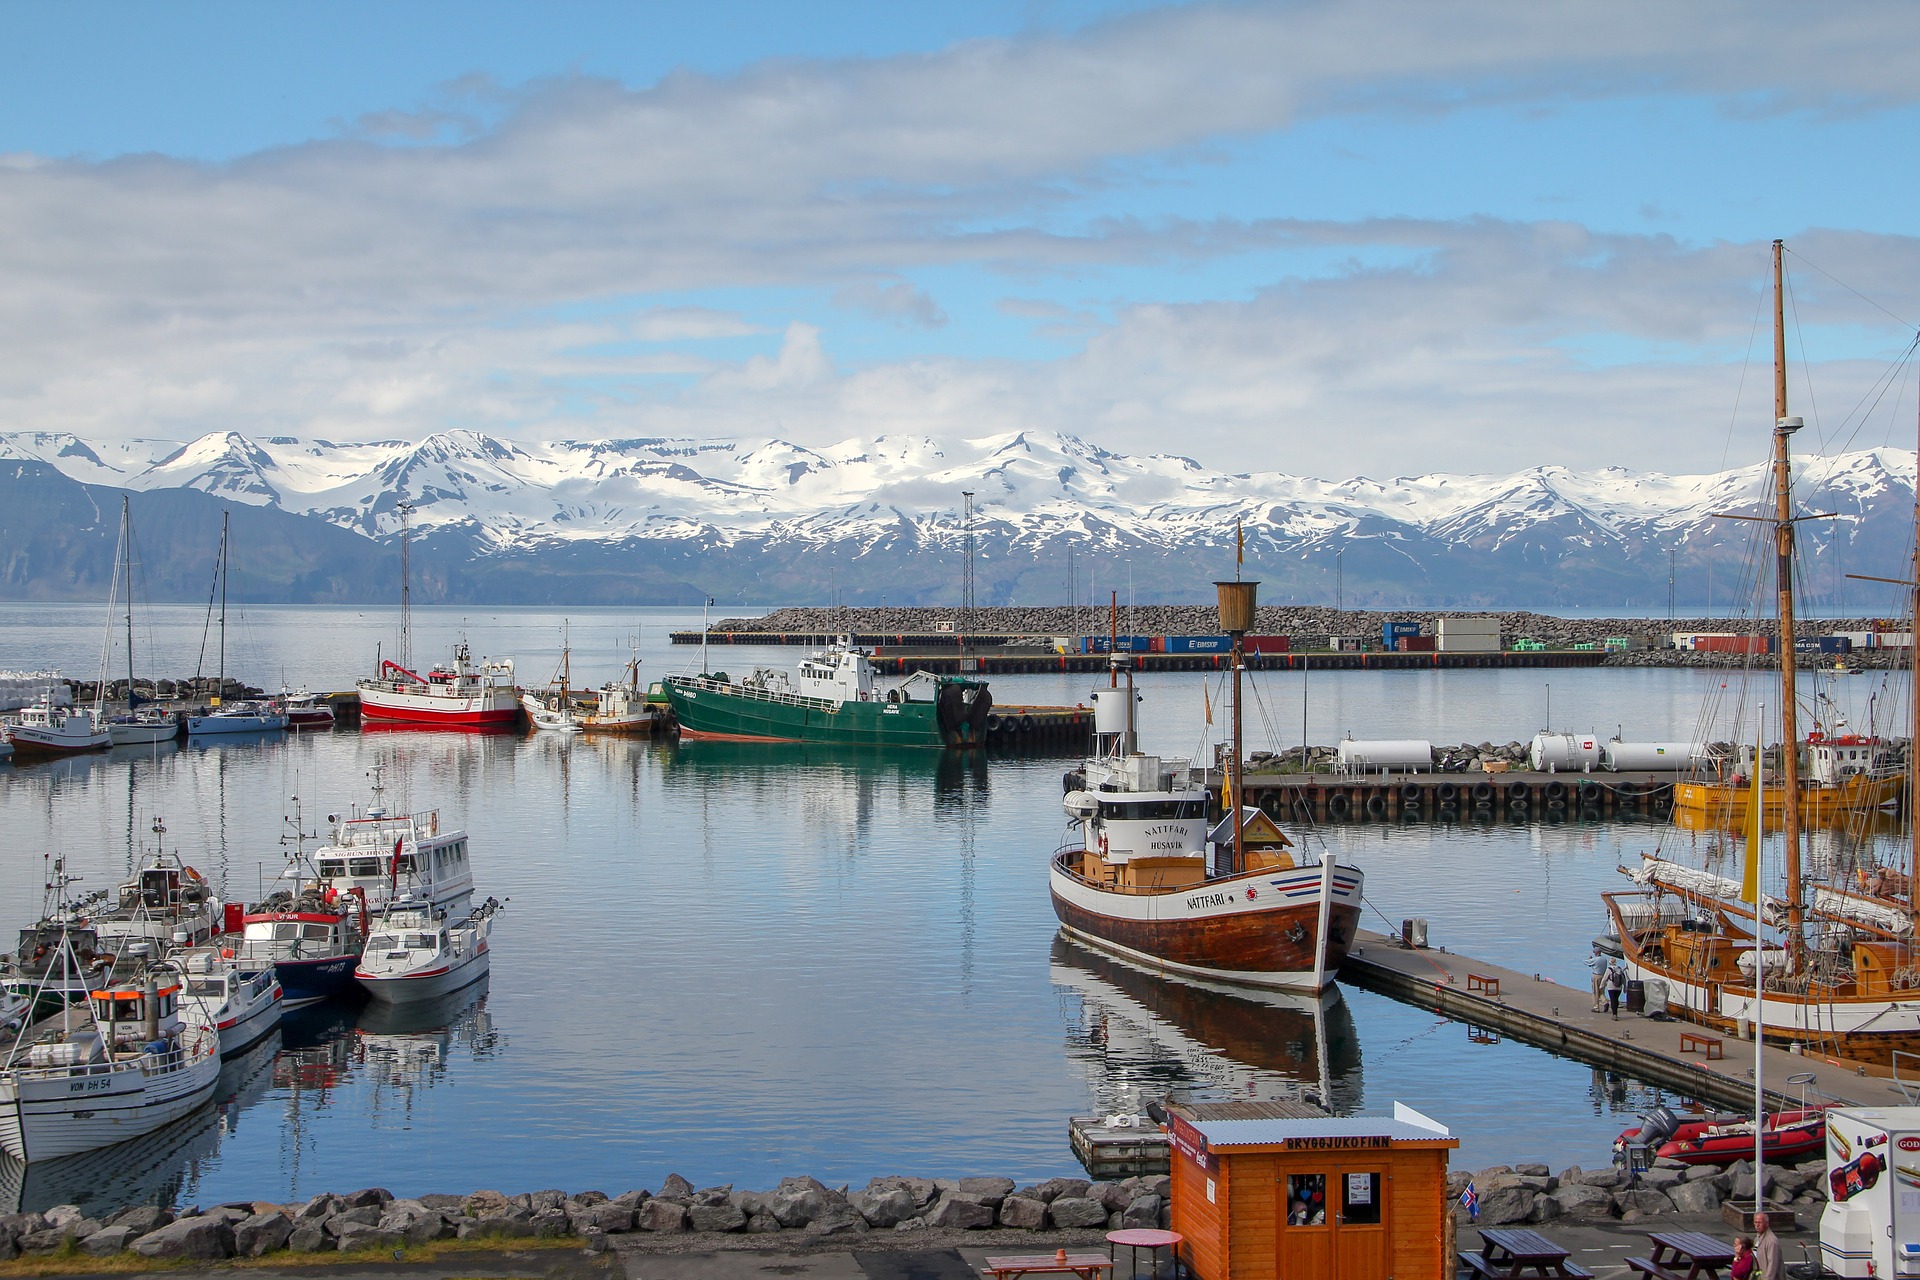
[1151,841,1185,851]
[67,1077,114,1094]
[1185,891,1226,910]
[1283,1135,1390,1150]
[1145,824,1185,837]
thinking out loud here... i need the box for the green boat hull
[664,676,990,748]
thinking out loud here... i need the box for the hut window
[1285,1174,1326,1225]
[1342,1173,1382,1225]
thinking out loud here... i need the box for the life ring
[184,866,203,880]
[221,948,235,960]
[1328,793,1352,819]
[1097,831,1110,857]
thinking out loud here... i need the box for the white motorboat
[107,709,179,747]
[0,992,24,1037]
[521,625,584,733]
[4,694,109,758]
[186,699,288,736]
[354,897,501,1005]
[310,768,475,913]
[282,688,336,729]
[0,936,220,1163]
[174,948,282,1057]
[583,648,662,735]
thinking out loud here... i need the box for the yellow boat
[1673,730,1901,821]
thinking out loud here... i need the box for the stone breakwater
[1448,1157,1828,1228]
[0,1174,1172,1262]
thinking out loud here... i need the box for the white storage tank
[1335,738,1433,773]
[1529,731,1602,772]
[1602,740,1707,772]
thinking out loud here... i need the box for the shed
[1168,1099,1458,1280]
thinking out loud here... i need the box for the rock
[1046,1196,1110,1230]
[531,1208,572,1237]
[1637,1167,1686,1191]
[1615,1190,1673,1216]
[233,1211,293,1257]
[343,1188,394,1209]
[1476,1187,1536,1226]
[928,1194,997,1231]
[1554,1184,1616,1219]
[335,1222,405,1252]
[132,1216,237,1260]
[851,1186,919,1228]
[1668,1180,1722,1214]
[659,1173,696,1201]
[638,1199,689,1232]
[1526,1196,1564,1223]
[326,1204,383,1234]
[287,1224,333,1252]
[1684,1165,1721,1182]
[745,1213,784,1234]
[0,1235,16,1263]
[82,1225,138,1256]
[42,1205,85,1231]
[1730,1172,1773,1202]
[1574,1168,1623,1188]
[688,1203,748,1233]
[611,1190,652,1209]
[998,1196,1048,1230]
[694,1185,733,1207]
[959,1177,1015,1207]
[107,1205,172,1233]
[1514,1163,1552,1178]
[1121,1196,1162,1229]
[405,1215,455,1245]
[21,1228,72,1252]
[1101,1179,1143,1212]
[419,1194,467,1211]
[805,1209,868,1237]
[582,1203,636,1234]
[767,1177,847,1228]
[468,1210,535,1238]
[465,1191,510,1216]
[1035,1177,1092,1203]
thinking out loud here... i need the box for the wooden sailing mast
[1769,240,1808,970]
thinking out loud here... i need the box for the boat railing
[1894,1051,1920,1104]
[667,674,838,713]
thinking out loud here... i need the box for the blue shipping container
[1818,636,1853,654]
[1382,621,1420,647]
[1080,636,1154,654]
[1165,635,1232,654]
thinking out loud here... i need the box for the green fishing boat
[661,638,991,747]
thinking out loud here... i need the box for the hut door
[1277,1171,1332,1277]
[1331,1167,1388,1279]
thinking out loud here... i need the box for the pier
[1341,928,1909,1113]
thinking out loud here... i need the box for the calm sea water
[0,604,1908,1212]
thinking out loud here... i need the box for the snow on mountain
[5,427,1913,583]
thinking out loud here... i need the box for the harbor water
[0,602,1908,1212]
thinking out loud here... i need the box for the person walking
[1729,1235,1754,1280]
[1604,959,1626,1018]
[1753,1213,1785,1280]
[1586,944,1609,1013]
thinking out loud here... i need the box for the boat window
[367,934,398,950]
[318,859,345,877]
[303,925,333,941]
[1100,799,1203,821]
[273,923,300,941]
[159,994,174,1016]
[349,858,381,877]
[185,979,220,997]
[404,933,436,950]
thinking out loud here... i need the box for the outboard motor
[1637,1105,1680,1148]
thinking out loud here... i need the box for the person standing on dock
[1586,944,1608,1012]
[1604,959,1626,1018]
[1753,1214,1784,1280]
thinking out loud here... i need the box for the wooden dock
[1341,928,1911,1112]
[1244,770,1675,824]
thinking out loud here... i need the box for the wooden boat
[1049,581,1362,992]
[1612,1103,1828,1167]
[582,647,661,735]
[1602,240,1920,1063]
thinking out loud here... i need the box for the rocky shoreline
[0,1174,1171,1263]
[1449,1157,1827,1227]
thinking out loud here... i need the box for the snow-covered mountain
[0,428,1912,607]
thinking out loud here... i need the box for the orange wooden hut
[1168,1100,1458,1280]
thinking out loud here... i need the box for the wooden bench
[1678,1032,1723,1060]
[1466,973,1501,996]
[1459,1251,1594,1279]
[1623,1258,1686,1280]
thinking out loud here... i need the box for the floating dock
[1340,928,1909,1113]
[1243,771,1675,824]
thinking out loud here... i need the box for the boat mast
[217,510,229,703]
[1215,575,1258,878]
[122,498,135,709]
[1911,382,1920,936]
[1770,240,1808,967]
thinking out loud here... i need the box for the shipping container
[1328,635,1367,652]
[1243,634,1291,654]
[1841,631,1874,649]
[1877,631,1913,649]
[1395,636,1437,652]
[1163,635,1232,654]
[1079,636,1155,654]
[1693,635,1770,655]
[1382,620,1420,648]
[1817,636,1853,654]
[1436,616,1502,653]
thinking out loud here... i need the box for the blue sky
[3,1,1919,478]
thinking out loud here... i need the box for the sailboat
[104,498,179,747]
[521,625,584,733]
[1048,579,1364,992]
[1602,240,1920,1063]
[185,512,287,737]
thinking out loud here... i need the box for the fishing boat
[1671,725,1901,822]
[226,797,368,1007]
[0,931,220,1162]
[308,769,474,913]
[3,690,108,758]
[521,627,583,733]
[582,646,661,735]
[186,513,287,737]
[172,947,282,1057]
[1612,1103,1828,1168]
[280,688,336,729]
[102,498,180,747]
[1049,581,1363,992]
[1,863,109,1018]
[663,636,991,747]
[1601,240,1920,1063]
[354,897,501,1004]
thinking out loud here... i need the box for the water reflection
[1051,934,1363,1116]
[0,1032,278,1215]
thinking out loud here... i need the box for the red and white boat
[4,694,109,758]
[356,644,520,729]
[280,687,336,729]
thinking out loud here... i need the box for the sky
[5,0,1920,481]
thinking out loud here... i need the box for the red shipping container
[1695,635,1769,654]
[1396,636,1437,652]
[1244,635,1291,654]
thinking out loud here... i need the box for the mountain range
[0,428,1912,609]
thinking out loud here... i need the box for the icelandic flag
[1460,1180,1479,1221]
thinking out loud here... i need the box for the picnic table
[1460,1227,1595,1279]
[983,1252,1115,1280]
[1107,1228,1182,1280]
[1626,1230,1737,1280]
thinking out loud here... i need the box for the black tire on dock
[1472,782,1495,803]
[1436,782,1458,803]
[1506,781,1529,801]
[1399,783,1421,803]
[986,714,1003,732]
[1544,780,1567,800]
[1364,794,1386,817]
[1020,715,1035,732]
[1328,793,1352,819]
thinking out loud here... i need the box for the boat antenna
[1215,576,1259,877]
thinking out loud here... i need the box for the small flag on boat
[1204,684,1213,726]
[1460,1180,1478,1221]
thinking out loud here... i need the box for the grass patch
[0,1234,589,1277]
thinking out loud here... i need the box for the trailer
[1822,1106,1920,1278]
